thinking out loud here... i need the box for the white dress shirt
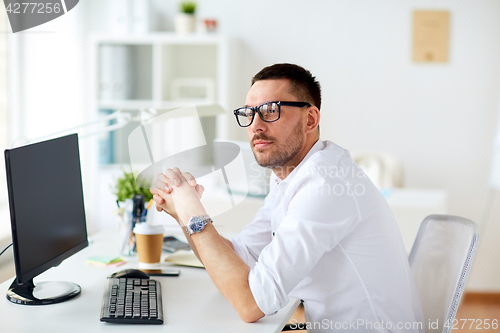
[232,140,424,332]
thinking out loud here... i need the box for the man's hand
[152,169,263,323]
[150,169,204,223]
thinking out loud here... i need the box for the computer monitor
[4,134,88,305]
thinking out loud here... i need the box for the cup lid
[133,223,164,235]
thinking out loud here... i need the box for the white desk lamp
[12,102,225,148]
[10,108,161,148]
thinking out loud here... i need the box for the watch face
[189,216,205,233]
[193,220,204,232]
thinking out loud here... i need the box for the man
[151,64,424,332]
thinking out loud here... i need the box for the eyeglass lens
[236,102,280,126]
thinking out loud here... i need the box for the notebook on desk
[164,251,204,268]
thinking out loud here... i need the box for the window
[0,9,9,239]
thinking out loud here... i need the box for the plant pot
[175,13,196,35]
[117,199,135,256]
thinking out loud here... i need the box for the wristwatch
[186,215,213,235]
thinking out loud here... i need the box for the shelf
[91,32,227,45]
[98,100,228,117]
[98,99,159,109]
[98,44,152,100]
[91,33,230,166]
[98,100,226,118]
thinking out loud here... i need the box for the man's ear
[305,106,320,134]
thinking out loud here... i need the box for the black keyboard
[100,278,163,324]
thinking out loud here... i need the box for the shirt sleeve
[231,195,273,269]
[248,172,362,315]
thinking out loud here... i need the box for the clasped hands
[150,168,206,227]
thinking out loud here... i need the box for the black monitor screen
[5,134,88,283]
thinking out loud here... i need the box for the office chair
[351,151,404,188]
[282,214,478,332]
[409,214,478,333]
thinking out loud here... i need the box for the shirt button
[272,232,275,236]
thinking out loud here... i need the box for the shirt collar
[272,139,325,186]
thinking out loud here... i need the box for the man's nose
[249,112,267,132]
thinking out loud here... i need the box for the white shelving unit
[88,33,231,165]
[87,33,234,232]
[90,33,229,110]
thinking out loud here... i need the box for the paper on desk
[86,255,126,267]
[87,260,126,268]
[164,250,204,268]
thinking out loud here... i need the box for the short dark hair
[251,63,321,110]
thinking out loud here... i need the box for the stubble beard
[252,121,304,170]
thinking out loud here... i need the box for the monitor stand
[6,277,81,305]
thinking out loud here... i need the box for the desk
[0,231,299,333]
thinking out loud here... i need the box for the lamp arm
[80,111,132,138]
[12,110,132,147]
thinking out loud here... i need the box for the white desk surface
[0,231,299,333]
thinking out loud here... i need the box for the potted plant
[113,169,153,204]
[113,169,153,255]
[175,1,197,35]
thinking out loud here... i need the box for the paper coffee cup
[133,223,164,264]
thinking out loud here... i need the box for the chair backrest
[351,151,404,188]
[408,215,478,333]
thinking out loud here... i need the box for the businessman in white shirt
[151,63,424,332]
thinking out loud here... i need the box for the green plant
[113,169,153,203]
[179,1,196,14]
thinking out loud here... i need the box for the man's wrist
[186,215,213,235]
[179,204,207,226]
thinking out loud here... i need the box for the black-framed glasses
[233,101,311,127]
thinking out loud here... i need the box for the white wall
[12,0,500,291]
